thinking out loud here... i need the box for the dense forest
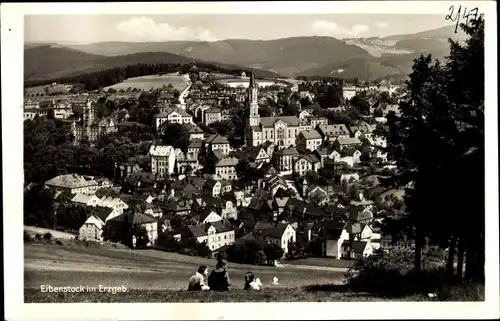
[24,60,280,91]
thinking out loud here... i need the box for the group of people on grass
[188,259,274,291]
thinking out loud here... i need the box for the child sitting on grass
[244,272,263,291]
[188,265,210,291]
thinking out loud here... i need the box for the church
[245,73,303,148]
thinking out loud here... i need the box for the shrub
[24,231,32,243]
[55,240,63,246]
[43,232,52,240]
[344,248,448,297]
[35,233,42,240]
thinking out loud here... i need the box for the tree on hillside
[160,123,190,153]
[350,95,370,115]
[379,18,484,281]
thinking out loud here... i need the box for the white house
[296,129,323,151]
[79,214,105,241]
[155,109,193,129]
[71,194,101,207]
[150,145,176,177]
[215,157,238,181]
[186,221,235,251]
[323,228,350,258]
[254,222,296,255]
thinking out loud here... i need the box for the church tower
[248,72,260,127]
[245,72,260,146]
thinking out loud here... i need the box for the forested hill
[24,45,280,84]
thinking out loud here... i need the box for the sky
[25,14,452,44]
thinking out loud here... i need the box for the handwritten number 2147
[446,5,479,33]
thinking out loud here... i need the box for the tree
[350,95,370,115]
[379,18,484,281]
[160,123,190,153]
[264,243,285,263]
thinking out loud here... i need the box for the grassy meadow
[103,74,189,92]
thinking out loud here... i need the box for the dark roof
[109,211,156,224]
[92,206,114,222]
[254,221,289,239]
[350,207,373,222]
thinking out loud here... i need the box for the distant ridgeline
[24,61,280,91]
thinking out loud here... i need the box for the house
[92,205,120,222]
[298,110,312,119]
[79,214,105,241]
[71,194,101,207]
[99,196,129,214]
[307,185,329,206]
[185,220,235,251]
[333,137,362,150]
[317,124,350,142]
[349,207,374,224]
[293,154,321,177]
[340,172,360,183]
[322,226,350,258]
[204,107,222,125]
[150,145,176,178]
[107,210,158,246]
[247,146,271,165]
[154,108,193,129]
[205,134,231,155]
[309,117,329,128]
[192,209,223,224]
[188,139,203,155]
[254,221,296,255]
[186,123,205,141]
[350,122,374,138]
[342,85,357,100]
[313,147,336,167]
[215,157,238,180]
[272,146,299,171]
[45,174,103,195]
[296,130,322,151]
[221,109,232,121]
[345,222,373,241]
[341,240,374,259]
[339,148,362,165]
[203,178,222,198]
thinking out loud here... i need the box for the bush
[24,231,32,243]
[344,248,458,297]
[55,240,63,246]
[43,232,53,240]
[35,233,42,240]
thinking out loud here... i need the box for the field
[24,244,346,299]
[104,74,189,92]
[25,84,73,95]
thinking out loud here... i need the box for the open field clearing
[24,244,345,293]
[25,84,73,95]
[24,288,430,303]
[104,74,189,92]
[24,226,77,239]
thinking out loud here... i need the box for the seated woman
[188,265,210,291]
[208,259,231,291]
[244,272,255,290]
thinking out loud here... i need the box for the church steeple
[249,71,256,89]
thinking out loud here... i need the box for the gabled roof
[336,137,362,145]
[46,174,97,189]
[188,139,204,149]
[109,210,156,224]
[216,157,238,167]
[92,206,114,222]
[254,222,289,239]
[205,134,229,145]
[259,116,300,128]
[349,207,373,222]
[72,194,98,204]
[274,146,298,157]
[83,215,105,230]
[318,124,349,137]
[299,129,322,140]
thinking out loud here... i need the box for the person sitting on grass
[244,272,255,290]
[208,259,231,291]
[188,265,210,291]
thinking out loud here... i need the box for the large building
[150,145,176,178]
[245,73,300,148]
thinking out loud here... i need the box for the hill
[63,36,371,77]
[25,25,461,82]
[383,25,458,41]
[24,45,278,82]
